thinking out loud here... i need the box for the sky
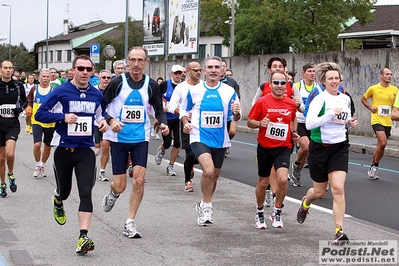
[0,0,396,51]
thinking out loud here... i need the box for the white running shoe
[367,166,379,180]
[264,189,273,207]
[33,166,41,177]
[255,212,267,229]
[123,221,142,238]
[270,209,283,228]
[166,165,176,176]
[99,171,109,181]
[154,145,165,165]
[196,202,213,226]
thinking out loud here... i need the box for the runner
[248,71,299,229]
[35,55,108,254]
[180,56,241,226]
[296,62,358,243]
[101,46,168,238]
[0,60,27,197]
[27,69,55,178]
[361,68,398,180]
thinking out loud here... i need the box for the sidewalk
[235,120,399,158]
[0,130,398,265]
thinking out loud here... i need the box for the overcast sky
[0,0,396,51]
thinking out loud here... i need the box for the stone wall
[145,49,399,138]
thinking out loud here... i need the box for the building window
[214,44,222,57]
[66,50,72,62]
[199,44,206,59]
[49,51,53,63]
[56,50,62,62]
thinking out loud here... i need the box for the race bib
[67,116,92,136]
[201,111,223,128]
[265,122,288,141]
[121,105,144,123]
[0,104,15,118]
[378,105,391,116]
[331,111,349,124]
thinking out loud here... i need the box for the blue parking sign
[90,44,100,54]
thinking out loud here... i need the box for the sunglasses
[272,80,287,86]
[101,76,111,80]
[191,68,201,73]
[75,66,94,72]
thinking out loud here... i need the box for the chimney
[63,19,69,35]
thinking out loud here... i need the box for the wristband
[292,130,298,135]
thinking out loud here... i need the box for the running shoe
[367,166,379,180]
[196,202,213,226]
[99,170,109,182]
[326,182,330,192]
[33,166,41,177]
[264,189,273,207]
[304,161,309,168]
[29,126,33,134]
[25,125,30,134]
[102,190,118,212]
[75,235,95,254]
[7,173,17,192]
[334,230,349,243]
[123,221,142,238]
[41,166,46,177]
[255,212,267,229]
[290,163,302,187]
[297,196,309,224]
[52,196,66,225]
[184,181,194,192]
[0,183,7,198]
[166,165,176,176]
[270,209,283,228]
[127,164,133,178]
[154,145,164,165]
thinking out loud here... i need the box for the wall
[146,49,399,138]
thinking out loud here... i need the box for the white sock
[126,219,134,224]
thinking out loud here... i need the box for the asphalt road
[148,131,399,231]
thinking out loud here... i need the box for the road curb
[236,126,399,158]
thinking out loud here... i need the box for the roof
[36,20,119,48]
[338,5,399,39]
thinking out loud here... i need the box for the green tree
[0,43,35,72]
[94,17,143,71]
[200,0,377,55]
[282,0,377,52]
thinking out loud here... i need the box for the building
[338,5,399,50]
[34,20,228,71]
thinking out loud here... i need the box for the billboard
[143,0,166,57]
[168,0,200,55]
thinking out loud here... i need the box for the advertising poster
[168,0,199,55]
[143,0,166,57]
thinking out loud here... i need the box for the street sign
[90,43,100,64]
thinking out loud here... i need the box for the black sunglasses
[75,66,94,72]
[272,80,287,86]
[191,68,201,73]
[101,76,111,80]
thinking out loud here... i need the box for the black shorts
[256,145,291,177]
[94,126,103,145]
[32,124,55,146]
[372,124,391,139]
[297,122,310,138]
[190,142,226,169]
[308,141,349,183]
[0,118,20,146]
[110,141,148,175]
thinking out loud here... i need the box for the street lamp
[2,4,11,60]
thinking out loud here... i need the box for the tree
[0,42,35,72]
[200,0,377,55]
[94,17,143,70]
